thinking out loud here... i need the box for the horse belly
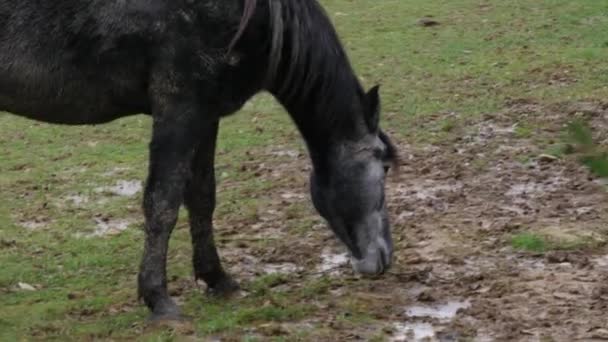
[0,60,150,125]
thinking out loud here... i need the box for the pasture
[2,0,608,340]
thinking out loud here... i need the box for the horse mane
[228,0,258,52]
[230,0,398,162]
[231,0,362,113]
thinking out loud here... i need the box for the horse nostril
[379,248,391,272]
[374,255,384,275]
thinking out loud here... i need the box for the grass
[511,231,605,253]
[511,233,547,253]
[566,120,608,178]
[2,0,608,340]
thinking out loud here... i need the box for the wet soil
[211,101,608,341]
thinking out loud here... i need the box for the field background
[2,0,608,341]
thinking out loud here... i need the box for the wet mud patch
[390,299,470,341]
[316,248,349,275]
[378,101,608,340]
[71,215,136,238]
[94,180,142,197]
[16,219,49,231]
[7,101,604,339]
[207,101,608,340]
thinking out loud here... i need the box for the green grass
[566,120,608,178]
[2,0,608,340]
[511,231,605,253]
[511,233,547,253]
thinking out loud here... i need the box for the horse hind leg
[183,118,239,297]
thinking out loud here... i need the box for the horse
[0,0,398,321]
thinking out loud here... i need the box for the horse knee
[143,189,181,233]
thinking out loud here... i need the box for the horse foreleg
[184,119,240,297]
[138,101,200,322]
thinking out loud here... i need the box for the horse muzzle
[350,240,392,275]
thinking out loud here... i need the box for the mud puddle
[263,262,301,274]
[317,248,349,274]
[390,300,471,342]
[95,180,142,197]
[404,300,471,320]
[390,322,436,341]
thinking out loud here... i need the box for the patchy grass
[511,233,547,253]
[2,0,608,340]
[566,120,608,178]
[511,231,605,253]
[514,123,535,139]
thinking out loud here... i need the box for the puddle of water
[317,248,349,273]
[593,255,608,267]
[263,263,301,274]
[405,300,471,321]
[95,180,142,197]
[269,149,300,158]
[390,300,471,341]
[505,177,565,197]
[390,322,435,342]
[280,192,306,200]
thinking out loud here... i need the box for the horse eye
[383,165,390,174]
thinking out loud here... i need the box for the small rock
[447,256,465,265]
[67,293,80,300]
[382,326,395,335]
[545,251,568,263]
[417,17,440,27]
[552,292,578,300]
[538,154,559,163]
[17,282,36,291]
[590,328,608,339]
[0,239,17,248]
[417,290,436,302]
[258,323,289,336]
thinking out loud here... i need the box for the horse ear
[365,85,381,132]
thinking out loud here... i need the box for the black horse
[0,0,397,321]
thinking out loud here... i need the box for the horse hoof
[206,276,241,298]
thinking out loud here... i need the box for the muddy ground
[207,101,608,341]
[5,101,607,341]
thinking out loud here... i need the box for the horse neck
[260,0,370,168]
[271,67,368,171]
